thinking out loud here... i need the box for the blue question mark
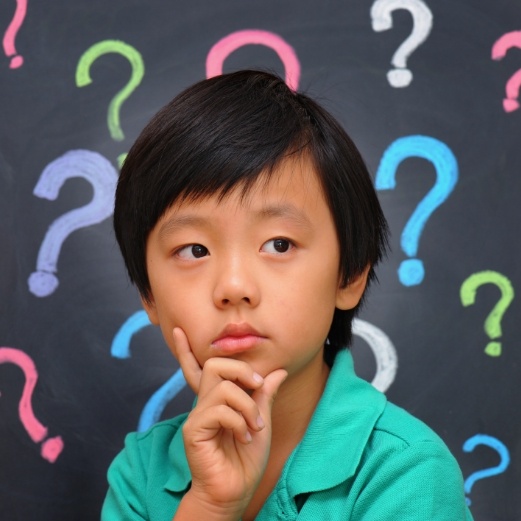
[111,310,187,432]
[462,434,510,505]
[375,135,458,286]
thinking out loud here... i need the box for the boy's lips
[211,323,265,354]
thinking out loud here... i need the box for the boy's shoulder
[126,412,189,462]
[115,412,189,481]
[349,389,467,503]
[313,348,466,494]
[290,349,462,487]
[375,399,449,448]
[102,414,192,520]
[133,413,188,442]
[328,348,452,452]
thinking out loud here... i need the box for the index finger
[172,327,203,393]
[197,357,264,398]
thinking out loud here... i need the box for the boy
[103,70,473,520]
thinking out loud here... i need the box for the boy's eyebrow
[255,204,313,228]
[158,214,208,239]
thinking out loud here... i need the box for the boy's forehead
[169,156,322,213]
[156,156,326,231]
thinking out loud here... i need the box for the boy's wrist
[174,487,248,521]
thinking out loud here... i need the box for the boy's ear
[335,265,371,310]
[141,295,160,325]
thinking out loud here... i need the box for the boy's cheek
[162,323,206,368]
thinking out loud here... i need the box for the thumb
[253,369,288,420]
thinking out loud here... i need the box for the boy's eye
[176,244,209,259]
[261,238,293,254]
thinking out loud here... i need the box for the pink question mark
[2,0,27,69]
[492,30,521,112]
[206,29,300,90]
[0,347,64,463]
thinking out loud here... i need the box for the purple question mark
[28,150,118,297]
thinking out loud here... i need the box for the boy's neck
[270,352,330,450]
[240,351,330,521]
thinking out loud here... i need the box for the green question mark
[75,40,144,151]
[460,270,514,357]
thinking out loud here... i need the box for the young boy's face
[142,156,368,382]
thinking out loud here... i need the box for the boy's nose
[212,256,260,308]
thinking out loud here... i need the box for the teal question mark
[460,270,514,357]
[463,434,510,505]
[76,40,144,167]
[375,135,458,286]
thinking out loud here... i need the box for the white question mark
[352,318,398,392]
[28,150,118,297]
[371,0,433,87]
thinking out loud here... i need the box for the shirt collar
[285,348,386,498]
[163,349,387,495]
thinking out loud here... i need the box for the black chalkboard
[1,1,520,519]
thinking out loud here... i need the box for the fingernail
[256,415,265,429]
[245,431,253,443]
[253,372,263,384]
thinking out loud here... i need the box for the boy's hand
[172,327,287,519]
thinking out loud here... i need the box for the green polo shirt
[102,349,474,520]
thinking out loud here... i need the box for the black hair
[114,69,389,363]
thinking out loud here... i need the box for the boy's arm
[101,329,286,521]
[353,440,474,520]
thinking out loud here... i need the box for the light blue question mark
[462,434,510,505]
[111,310,187,432]
[375,135,458,286]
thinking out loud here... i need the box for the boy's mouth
[211,323,265,354]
